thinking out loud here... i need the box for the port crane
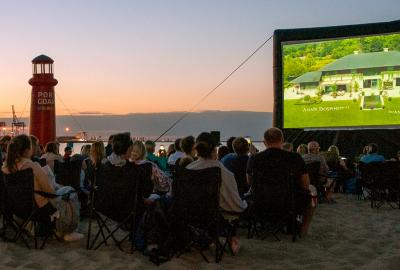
[11,105,25,135]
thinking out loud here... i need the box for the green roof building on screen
[288,49,400,94]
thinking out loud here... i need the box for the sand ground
[1,193,400,270]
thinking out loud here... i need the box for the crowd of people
[0,128,391,258]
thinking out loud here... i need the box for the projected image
[283,34,400,128]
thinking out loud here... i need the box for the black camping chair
[169,164,181,180]
[229,162,250,197]
[87,164,141,254]
[246,168,308,242]
[0,160,5,239]
[2,168,73,249]
[305,161,335,203]
[362,161,400,209]
[357,162,373,203]
[38,158,47,167]
[55,160,89,217]
[171,167,230,263]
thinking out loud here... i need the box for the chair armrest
[34,190,76,202]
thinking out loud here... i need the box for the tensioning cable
[20,94,31,118]
[155,34,273,142]
[55,93,86,133]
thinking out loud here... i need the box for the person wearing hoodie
[2,134,83,241]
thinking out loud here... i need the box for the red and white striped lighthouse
[29,55,58,147]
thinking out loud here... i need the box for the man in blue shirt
[360,143,386,163]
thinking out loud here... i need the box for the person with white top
[167,139,185,165]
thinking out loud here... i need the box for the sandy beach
[1,193,400,270]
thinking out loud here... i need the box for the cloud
[76,111,113,115]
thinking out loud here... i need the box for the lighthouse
[29,55,58,147]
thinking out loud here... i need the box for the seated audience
[0,135,11,160]
[145,140,167,171]
[130,140,171,195]
[186,133,247,212]
[328,145,340,157]
[178,135,196,167]
[247,128,314,236]
[90,141,108,167]
[297,144,308,156]
[166,144,176,158]
[28,135,40,163]
[303,141,336,203]
[217,146,230,161]
[167,139,185,165]
[226,137,236,154]
[81,145,91,158]
[360,143,386,163]
[38,144,44,156]
[283,142,293,152]
[40,142,63,173]
[63,146,73,161]
[107,133,153,213]
[105,134,115,157]
[362,145,369,156]
[2,134,83,241]
[221,136,250,196]
[186,132,247,253]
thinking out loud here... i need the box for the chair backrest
[55,160,82,191]
[94,164,140,223]
[251,163,300,218]
[171,167,221,228]
[229,162,249,195]
[170,164,182,180]
[3,168,35,219]
[54,159,62,176]
[305,161,322,187]
[367,161,400,188]
[138,162,153,179]
[39,158,47,167]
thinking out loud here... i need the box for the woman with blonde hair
[40,141,63,173]
[297,144,308,156]
[328,145,340,157]
[90,141,108,167]
[130,140,171,195]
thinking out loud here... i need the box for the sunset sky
[1,1,399,120]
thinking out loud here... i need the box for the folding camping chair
[305,161,335,203]
[365,161,400,209]
[2,168,73,249]
[87,164,141,254]
[171,167,231,263]
[246,167,308,242]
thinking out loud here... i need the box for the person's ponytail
[5,135,32,174]
[5,142,21,173]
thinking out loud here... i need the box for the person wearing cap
[186,132,247,254]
